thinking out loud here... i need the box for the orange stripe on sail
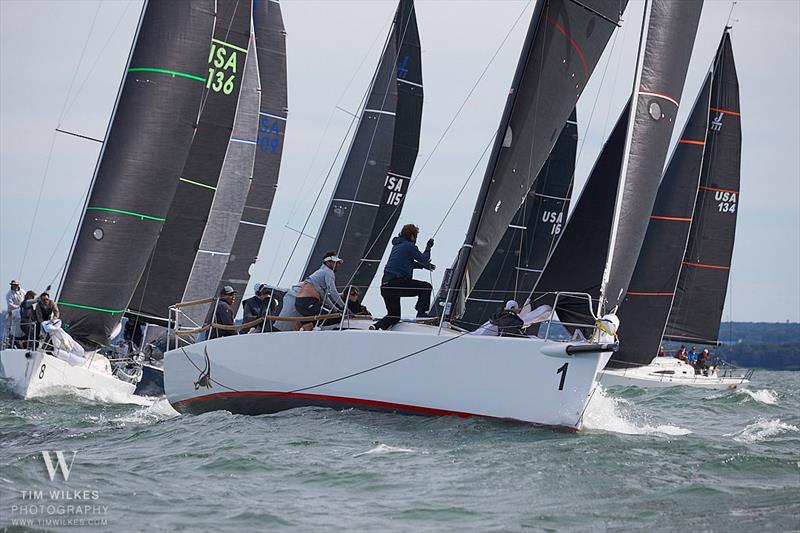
[679,139,705,145]
[651,215,692,222]
[710,107,740,116]
[683,261,730,270]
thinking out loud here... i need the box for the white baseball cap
[324,255,343,263]
[504,300,520,310]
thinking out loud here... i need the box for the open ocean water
[0,371,798,532]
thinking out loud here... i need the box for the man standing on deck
[209,286,237,339]
[4,280,24,341]
[373,224,435,330]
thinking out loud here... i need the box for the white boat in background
[599,356,752,390]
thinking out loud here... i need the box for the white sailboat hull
[599,357,750,389]
[0,348,136,400]
[164,323,614,431]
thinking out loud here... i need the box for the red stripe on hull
[172,390,579,432]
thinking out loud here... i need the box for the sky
[1,0,798,323]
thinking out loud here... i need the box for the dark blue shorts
[295,296,322,317]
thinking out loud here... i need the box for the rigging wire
[18,1,103,282]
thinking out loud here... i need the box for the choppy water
[1,371,798,532]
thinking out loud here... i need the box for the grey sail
[128,0,252,324]
[57,1,215,348]
[447,0,627,319]
[531,0,704,331]
[219,0,288,310]
[302,0,423,297]
[180,32,261,328]
[600,0,704,312]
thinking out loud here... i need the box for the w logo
[42,451,77,481]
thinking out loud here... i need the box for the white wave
[33,385,154,406]
[729,418,799,444]
[740,389,779,405]
[353,443,414,457]
[583,385,692,436]
[114,398,180,425]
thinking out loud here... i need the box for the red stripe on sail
[699,185,739,194]
[683,261,730,270]
[710,107,740,116]
[546,17,588,79]
[651,215,692,222]
[679,139,705,145]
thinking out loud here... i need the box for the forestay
[58,1,215,348]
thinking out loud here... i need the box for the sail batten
[57,1,216,348]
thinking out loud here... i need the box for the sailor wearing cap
[242,283,275,332]
[6,280,24,318]
[473,300,525,337]
[209,285,237,339]
[275,251,347,332]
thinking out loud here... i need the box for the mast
[218,0,288,308]
[128,0,252,324]
[57,1,216,348]
[446,0,628,319]
[664,30,741,346]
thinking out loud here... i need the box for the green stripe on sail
[86,207,166,222]
[58,301,126,314]
[211,38,248,54]
[128,67,206,82]
[180,177,217,191]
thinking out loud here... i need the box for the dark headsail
[57,1,215,348]
[128,0,251,323]
[530,0,703,330]
[447,0,627,318]
[664,32,741,346]
[531,103,631,328]
[219,0,288,309]
[611,73,712,367]
[458,110,577,329]
[302,0,423,296]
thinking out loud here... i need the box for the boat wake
[728,418,799,444]
[113,398,180,425]
[583,386,692,436]
[739,388,779,405]
[353,443,415,457]
[33,385,154,406]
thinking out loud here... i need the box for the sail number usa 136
[207,40,239,95]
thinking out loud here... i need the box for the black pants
[374,278,432,330]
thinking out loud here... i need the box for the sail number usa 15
[207,41,239,95]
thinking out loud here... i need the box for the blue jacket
[384,236,431,280]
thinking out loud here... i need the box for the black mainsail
[219,0,288,307]
[458,110,577,329]
[446,0,627,318]
[530,0,703,330]
[129,0,251,323]
[301,0,423,297]
[57,1,215,348]
[611,73,712,367]
[664,31,741,346]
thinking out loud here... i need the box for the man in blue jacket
[373,224,435,330]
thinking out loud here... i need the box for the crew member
[473,300,524,337]
[290,251,347,331]
[373,224,435,330]
[209,286,237,339]
[344,286,370,316]
[34,292,60,341]
[19,290,37,348]
[242,283,273,332]
[5,280,24,341]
